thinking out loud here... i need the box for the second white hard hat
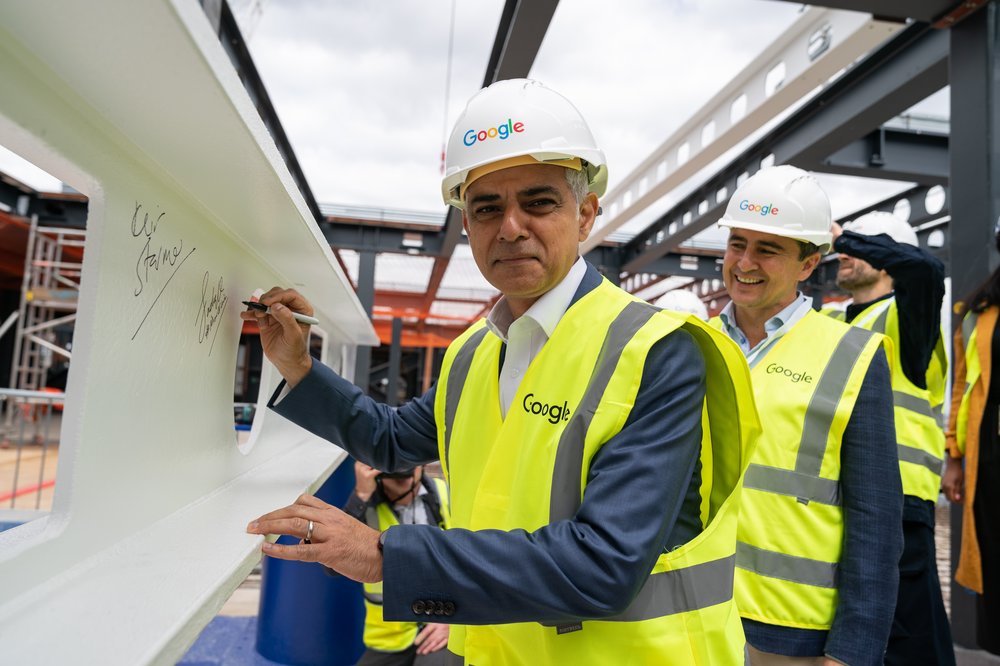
[717,165,833,253]
[654,289,709,321]
[842,211,918,247]
[441,79,608,208]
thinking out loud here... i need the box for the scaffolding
[1,217,82,444]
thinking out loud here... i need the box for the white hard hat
[717,165,833,254]
[441,79,608,208]
[654,289,709,321]
[842,211,918,247]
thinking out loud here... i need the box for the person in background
[654,288,709,321]
[827,212,953,665]
[942,220,1000,657]
[712,165,903,666]
[244,78,761,664]
[343,463,456,666]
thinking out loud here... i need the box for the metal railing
[0,388,64,513]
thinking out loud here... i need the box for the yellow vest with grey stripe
[435,278,760,665]
[712,310,887,629]
[824,299,947,502]
[362,478,451,652]
[956,310,981,454]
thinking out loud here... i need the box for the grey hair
[564,167,590,204]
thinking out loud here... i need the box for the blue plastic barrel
[256,458,365,665]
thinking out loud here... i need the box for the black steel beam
[481,0,560,86]
[619,22,949,275]
[838,184,949,229]
[770,0,958,23]
[584,245,724,280]
[0,176,31,216]
[322,222,462,256]
[807,128,949,185]
[948,3,999,648]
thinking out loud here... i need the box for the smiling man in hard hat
[245,79,761,664]
[828,212,954,666]
[712,166,903,666]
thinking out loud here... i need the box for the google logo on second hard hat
[463,119,525,146]
[739,200,780,216]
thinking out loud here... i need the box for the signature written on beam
[130,201,197,341]
[195,272,228,356]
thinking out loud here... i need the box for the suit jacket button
[412,600,426,615]
[443,601,456,616]
[434,601,445,615]
[424,600,434,615]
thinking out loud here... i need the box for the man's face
[462,163,598,318]
[723,228,820,317]
[836,253,882,292]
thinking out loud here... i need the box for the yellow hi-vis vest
[955,311,981,454]
[435,278,760,666]
[712,310,887,630]
[361,477,451,652]
[824,299,947,502]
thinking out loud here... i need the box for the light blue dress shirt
[717,292,813,367]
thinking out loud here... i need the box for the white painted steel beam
[0,1,377,664]
[582,8,903,252]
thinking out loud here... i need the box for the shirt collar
[718,292,812,349]
[485,257,587,342]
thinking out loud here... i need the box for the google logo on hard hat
[463,119,525,146]
[739,200,780,216]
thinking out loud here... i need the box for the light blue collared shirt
[718,293,813,368]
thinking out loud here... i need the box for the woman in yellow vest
[943,241,1000,657]
[342,463,457,665]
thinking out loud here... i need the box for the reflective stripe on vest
[737,542,837,589]
[956,310,981,456]
[574,554,737,623]
[443,327,489,476]
[550,301,656,523]
[829,297,947,501]
[742,326,874,506]
[893,390,944,428]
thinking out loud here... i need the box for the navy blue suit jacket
[270,263,709,625]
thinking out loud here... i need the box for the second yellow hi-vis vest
[361,478,451,653]
[956,311,982,456]
[824,298,947,502]
[435,278,760,666]
[713,310,886,630]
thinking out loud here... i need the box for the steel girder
[771,0,959,23]
[805,128,949,185]
[617,22,948,276]
[947,4,1000,646]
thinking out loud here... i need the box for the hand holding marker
[242,295,319,326]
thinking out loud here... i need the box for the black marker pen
[242,300,320,326]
